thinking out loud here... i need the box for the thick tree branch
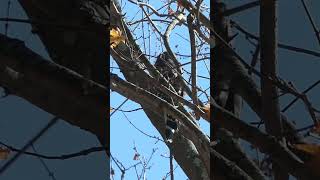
[110,72,210,179]
[214,129,267,180]
[211,148,254,180]
[0,34,107,146]
[260,1,287,179]
[18,0,107,86]
[212,100,319,179]
[187,14,200,120]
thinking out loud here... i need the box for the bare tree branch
[0,34,107,146]
[110,1,210,178]
[211,99,319,179]
[260,1,287,179]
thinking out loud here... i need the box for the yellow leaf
[0,147,10,160]
[110,27,125,48]
[293,143,320,177]
[294,144,320,155]
[199,104,210,122]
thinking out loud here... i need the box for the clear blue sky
[0,1,108,179]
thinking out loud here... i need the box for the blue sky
[110,0,210,179]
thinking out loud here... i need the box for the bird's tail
[165,115,178,143]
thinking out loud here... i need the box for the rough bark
[212,101,320,179]
[18,0,107,86]
[0,34,107,147]
[260,1,288,179]
[211,2,264,180]
[16,0,108,146]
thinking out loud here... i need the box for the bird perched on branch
[154,52,183,143]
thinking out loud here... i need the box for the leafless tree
[0,0,108,176]
[110,0,210,179]
[212,0,320,180]
[1,0,319,179]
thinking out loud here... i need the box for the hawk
[154,52,183,143]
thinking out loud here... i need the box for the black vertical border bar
[106,0,111,167]
[107,0,111,151]
[105,0,111,169]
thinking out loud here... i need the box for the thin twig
[110,98,129,117]
[231,20,320,58]
[300,0,320,47]
[248,43,260,75]
[0,141,107,160]
[0,116,59,175]
[31,145,57,180]
[282,80,320,112]
[222,1,260,16]
[121,111,164,142]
